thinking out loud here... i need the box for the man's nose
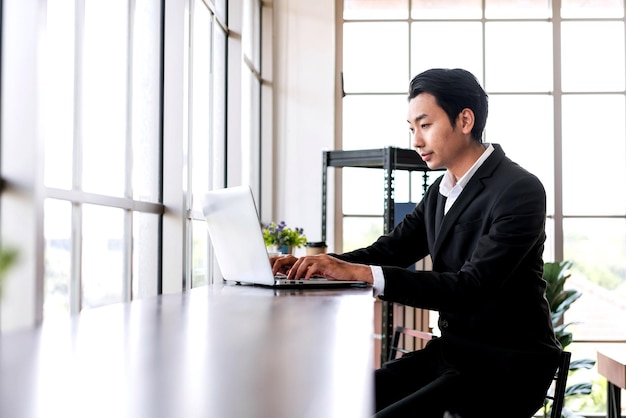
[411,132,423,150]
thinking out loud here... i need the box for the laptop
[201,185,370,289]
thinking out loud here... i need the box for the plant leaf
[551,289,581,316]
[0,247,19,299]
[569,358,595,370]
[564,382,593,397]
[557,333,573,349]
[0,247,18,275]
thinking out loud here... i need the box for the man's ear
[458,108,475,134]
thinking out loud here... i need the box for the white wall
[272,0,336,253]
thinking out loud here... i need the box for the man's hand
[275,254,373,283]
[270,254,298,276]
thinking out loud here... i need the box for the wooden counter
[0,284,374,418]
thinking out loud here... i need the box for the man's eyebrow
[408,113,428,124]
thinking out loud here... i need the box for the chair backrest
[388,325,435,362]
[547,350,571,418]
[388,326,571,418]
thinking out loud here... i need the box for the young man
[271,68,561,417]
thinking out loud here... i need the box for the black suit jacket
[335,144,561,384]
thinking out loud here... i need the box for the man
[271,68,561,417]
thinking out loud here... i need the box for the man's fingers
[271,255,297,275]
[287,255,333,280]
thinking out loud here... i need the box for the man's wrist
[369,265,385,297]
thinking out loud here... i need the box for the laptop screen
[201,186,276,286]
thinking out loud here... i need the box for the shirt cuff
[370,265,385,297]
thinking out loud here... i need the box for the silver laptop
[201,186,370,289]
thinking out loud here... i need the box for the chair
[387,325,436,362]
[546,350,571,418]
[387,326,571,418]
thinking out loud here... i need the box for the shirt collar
[440,143,494,197]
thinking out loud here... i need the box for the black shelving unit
[321,147,440,364]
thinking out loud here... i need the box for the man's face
[407,92,471,175]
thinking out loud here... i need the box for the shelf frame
[321,146,441,364]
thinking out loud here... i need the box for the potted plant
[542,260,596,418]
[263,221,307,254]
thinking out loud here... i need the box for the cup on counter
[305,241,327,256]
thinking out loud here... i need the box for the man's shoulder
[482,144,540,181]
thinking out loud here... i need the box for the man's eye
[421,123,430,129]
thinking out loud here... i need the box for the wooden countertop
[1,284,374,418]
[598,347,626,389]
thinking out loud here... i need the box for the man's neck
[449,142,487,183]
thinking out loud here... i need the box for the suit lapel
[434,193,446,240]
[431,145,505,259]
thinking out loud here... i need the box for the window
[189,0,220,289]
[188,0,264,287]
[1,0,264,329]
[42,0,163,316]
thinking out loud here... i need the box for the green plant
[262,221,307,248]
[542,260,595,418]
[0,245,18,299]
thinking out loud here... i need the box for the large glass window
[1,0,262,328]
[189,0,216,289]
[42,0,164,316]
[188,0,263,288]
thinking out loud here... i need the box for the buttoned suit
[334,144,561,417]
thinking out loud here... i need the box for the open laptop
[201,185,370,289]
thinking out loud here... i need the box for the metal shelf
[321,146,441,365]
[323,147,429,170]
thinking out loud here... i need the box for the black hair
[408,68,488,142]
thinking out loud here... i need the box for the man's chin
[424,160,440,171]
